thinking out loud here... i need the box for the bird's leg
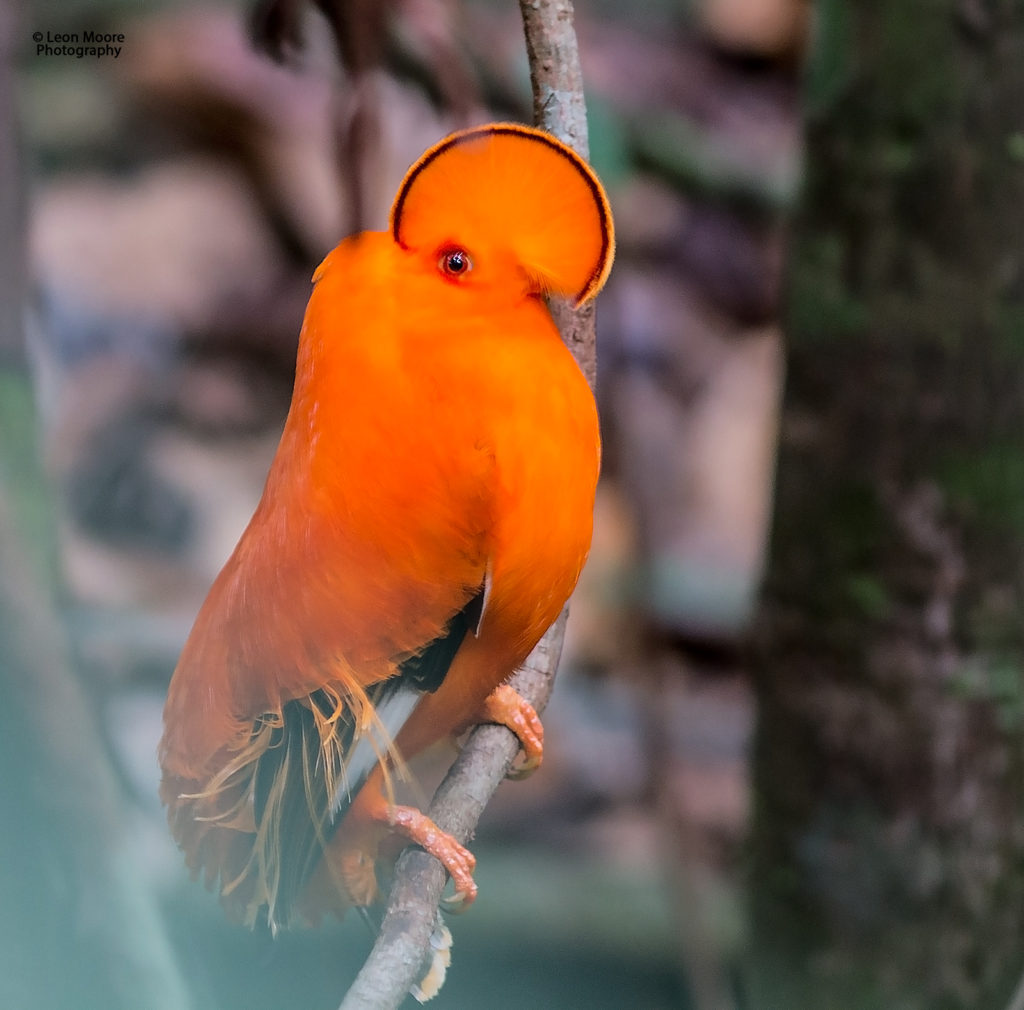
[358,787,479,911]
[477,683,544,780]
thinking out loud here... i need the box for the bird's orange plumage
[159,123,614,935]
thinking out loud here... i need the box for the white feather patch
[330,687,422,816]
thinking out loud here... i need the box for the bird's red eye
[439,249,472,278]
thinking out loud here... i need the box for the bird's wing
[161,558,489,929]
[160,381,495,928]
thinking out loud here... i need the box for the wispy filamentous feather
[178,677,409,931]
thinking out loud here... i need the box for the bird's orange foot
[479,683,544,780]
[385,805,478,912]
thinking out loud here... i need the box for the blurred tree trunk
[750,3,1024,1007]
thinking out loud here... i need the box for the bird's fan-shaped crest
[390,123,614,307]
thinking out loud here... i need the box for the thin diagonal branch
[339,614,568,1009]
[338,3,596,1006]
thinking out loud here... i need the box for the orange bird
[159,123,614,943]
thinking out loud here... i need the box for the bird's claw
[436,845,477,914]
[440,882,475,914]
[479,683,545,780]
[386,805,478,911]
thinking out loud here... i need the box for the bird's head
[389,123,614,309]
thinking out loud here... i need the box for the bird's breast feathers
[164,233,599,772]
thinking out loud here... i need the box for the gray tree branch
[337,2,596,1006]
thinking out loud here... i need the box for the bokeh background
[5,1,1024,1008]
